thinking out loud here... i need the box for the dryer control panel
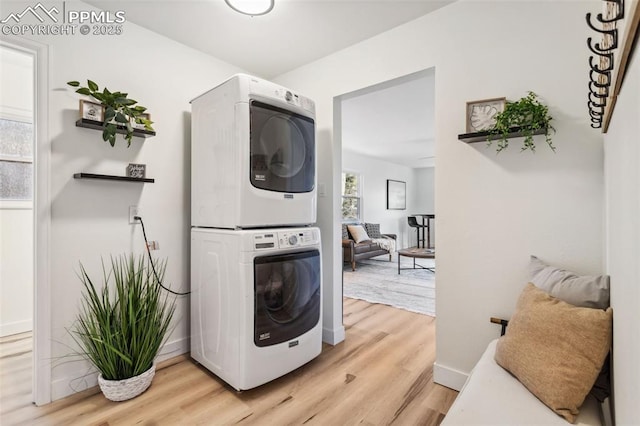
[273,88,315,113]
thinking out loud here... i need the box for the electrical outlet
[147,241,160,250]
[129,205,140,224]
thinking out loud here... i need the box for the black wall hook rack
[589,81,609,98]
[589,92,607,107]
[586,0,624,129]
[589,54,614,72]
[596,0,625,23]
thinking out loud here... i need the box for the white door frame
[1,36,52,406]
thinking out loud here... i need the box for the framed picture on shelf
[132,113,151,131]
[126,163,146,179]
[466,97,506,133]
[387,179,406,210]
[79,100,104,122]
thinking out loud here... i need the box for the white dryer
[191,74,316,229]
[191,226,322,390]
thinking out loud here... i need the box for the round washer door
[254,249,320,347]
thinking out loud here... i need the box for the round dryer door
[254,249,320,347]
[250,100,315,193]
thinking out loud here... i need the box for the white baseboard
[0,319,32,337]
[433,362,469,391]
[51,336,190,401]
[322,325,345,345]
[157,336,190,362]
[52,366,98,401]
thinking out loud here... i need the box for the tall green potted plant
[71,254,175,401]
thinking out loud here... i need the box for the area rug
[343,255,435,317]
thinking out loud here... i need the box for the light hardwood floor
[0,299,458,425]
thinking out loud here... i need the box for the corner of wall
[433,362,468,392]
[322,325,346,345]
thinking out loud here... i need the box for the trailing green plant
[488,91,555,153]
[71,254,175,381]
[67,80,154,147]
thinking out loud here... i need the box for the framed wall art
[126,163,146,179]
[132,113,151,130]
[387,179,406,210]
[466,97,506,132]
[79,100,104,122]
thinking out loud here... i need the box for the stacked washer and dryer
[190,74,322,391]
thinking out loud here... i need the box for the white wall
[274,0,604,391]
[341,69,436,169]
[414,167,435,247]
[3,1,244,400]
[342,149,417,249]
[603,48,639,425]
[414,167,434,215]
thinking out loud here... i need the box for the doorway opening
[335,68,436,318]
[0,42,35,411]
[0,37,50,409]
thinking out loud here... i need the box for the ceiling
[84,0,454,79]
[84,0,447,168]
[341,69,435,169]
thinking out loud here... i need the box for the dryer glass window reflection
[250,100,315,193]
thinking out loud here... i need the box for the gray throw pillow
[529,255,610,309]
[364,223,381,239]
[341,224,348,240]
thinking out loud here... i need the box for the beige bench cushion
[442,339,602,426]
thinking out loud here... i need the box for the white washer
[191,74,316,229]
[191,226,322,390]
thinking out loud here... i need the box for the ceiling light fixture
[225,0,274,16]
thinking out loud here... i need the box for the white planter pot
[98,364,156,402]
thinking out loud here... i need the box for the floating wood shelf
[73,173,155,183]
[75,118,156,138]
[458,127,548,143]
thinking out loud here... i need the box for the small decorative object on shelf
[466,97,506,133]
[67,79,155,147]
[486,91,555,153]
[132,113,151,130]
[126,163,146,179]
[79,100,104,122]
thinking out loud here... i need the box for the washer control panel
[278,229,318,248]
[252,228,319,250]
[253,232,277,250]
